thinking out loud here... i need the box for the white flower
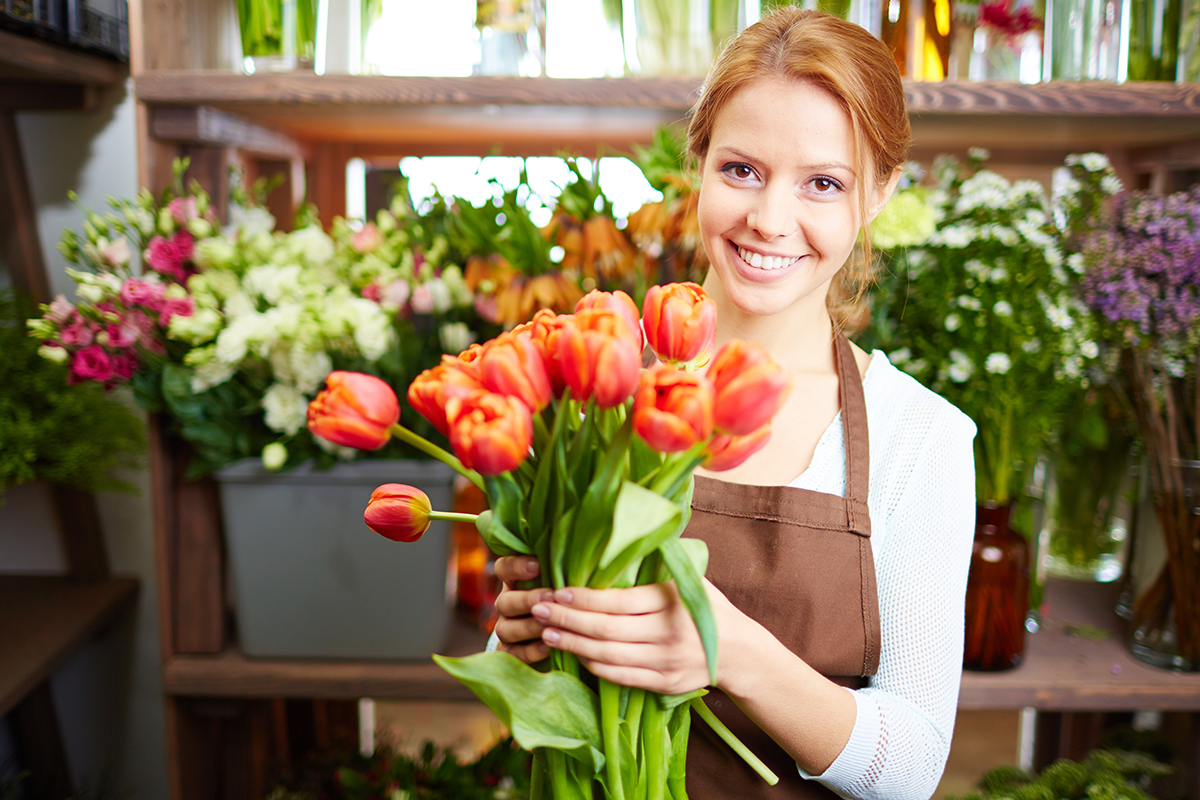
[1101,174,1124,195]
[290,226,335,266]
[968,147,990,161]
[291,349,333,394]
[932,225,974,248]
[888,347,911,365]
[263,383,309,434]
[169,308,222,343]
[948,350,974,383]
[1165,356,1187,378]
[994,300,1013,317]
[965,260,989,279]
[1062,355,1083,379]
[1046,303,1073,329]
[439,321,477,354]
[944,313,963,332]
[1022,338,1042,353]
[426,277,453,314]
[1067,253,1087,275]
[77,283,106,303]
[190,357,237,392]
[262,442,288,471]
[227,205,276,238]
[38,345,69,364]
[348,299,393,361]
[1081,340,1099,358]
[985,352,1012,374]
[906,358,929,376]
[194,237,238,270]
[989,267,1008,282]
[1081,153,1111,172]
[956,295,982,311]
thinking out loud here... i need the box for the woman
[493,9,977,799]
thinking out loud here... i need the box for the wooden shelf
[959,578,1200,711]
[0,574,140,717]
[0,29,126,86]
[132,73,1200,157]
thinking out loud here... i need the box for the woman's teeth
[737,246,799,270]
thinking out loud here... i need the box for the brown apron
[684,333,881,799]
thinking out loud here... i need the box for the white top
[793,351,977,800]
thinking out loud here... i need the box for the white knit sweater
[792,351,977,800]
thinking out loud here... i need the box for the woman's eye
[811,176,844,193]
[722,163,756,180]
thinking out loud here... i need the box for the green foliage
[948,749,1172,800]
[0,292,145,494]
[266,736,531,800]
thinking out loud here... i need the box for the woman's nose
[747,187,797,240]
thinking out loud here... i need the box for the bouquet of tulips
[306,282,789,799]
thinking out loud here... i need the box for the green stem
[530,749,546,800]
[688,697,779,785]
[600,679,626,800]
[388,423,484,491]
[427,511,479,524]
[643,694,667,800]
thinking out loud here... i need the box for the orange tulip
[407,362,485,436]
[552,318,641,409]
[641,282,716,366]
[307,371,400,450]
[479,330,553,413]
[631,365,714,453]
[364,483,433,543]
[446,391,534,475]
[524,309,573,397]
[575,289,644,350]
[703,425,772,472]
[707,340,792,436]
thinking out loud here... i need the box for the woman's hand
[531,579,742,696]
[492,555,551,664]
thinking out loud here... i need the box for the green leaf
[590,481,686,589]
[475,510,532,557]
[432,653,605,774]
[660,537,717,683]
[484,473,526,540]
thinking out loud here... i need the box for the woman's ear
[866,166,904,224]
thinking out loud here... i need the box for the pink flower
[101,239,131,267]
[105,321,139,349]
[351,222,384,254]
[60,319,95,347]
[121,278,167,311]
[474,294,501,325]
[169,197,199,224]
[70,345,114,384]
[381,279,411,307]
[145,230,194,282]
[111,352,138,382]
[411,285,435,315]
[361,283,383,302]
[46,295,75,324]
[158,296,195,327]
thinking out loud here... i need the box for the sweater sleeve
[803,395,977,800]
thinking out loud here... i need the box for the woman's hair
[687,8,911,334]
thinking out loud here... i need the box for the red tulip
[407,360,485,436]
[307,371,400,450]
[631,365,714,453]
[365,484,432,542]
[479,330,553,412]
[576,289,644,350]
[552,310,641,408]
[641,282,716,366]
[446,391,534,475]
[703,425,772,472]
[707,340,792,436]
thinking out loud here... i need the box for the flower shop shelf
[958,578,1200,712]
[132,73,1200,157]
[0,574,139,717]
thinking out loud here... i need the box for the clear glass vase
[236,0,319,74]
[1044,0,1125,79]
[1125,0,1181,80]
[475,0,546,76]
[969,26,1042,80]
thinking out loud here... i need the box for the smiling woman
[492,8,976,800]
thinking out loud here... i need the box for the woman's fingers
[496,638,550,664]
[494,555,540,586]
[531,590,681,644]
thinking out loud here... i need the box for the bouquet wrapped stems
[309,284,788,797]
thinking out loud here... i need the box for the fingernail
[536,642,549,656]
[543,629,561,644]
[538,591,554,602]
[524,560,540,576]
[554,589,574,604]
[532,604,550,620]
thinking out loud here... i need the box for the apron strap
[833,333,871,536]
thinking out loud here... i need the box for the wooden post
[0,110,52,304]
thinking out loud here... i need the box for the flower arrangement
[868,150,1099,504]
[948,748,1171,800]
[306,283,790,799]
[1072,169,1200,668]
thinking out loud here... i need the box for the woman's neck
[708,287,839,377]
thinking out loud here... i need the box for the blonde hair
[687,8,910,334]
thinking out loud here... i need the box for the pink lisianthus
[101,238,131,268]
[168,197,199,224]
[105,320,140,349]
[361,283,383,302]
[351,222,384,254]
[121,278,167,311]
[46,295,75,324]
[60,317,95,347]
[145,230,195,282]
[381,279,411,308]
[111,352,139,382]
[411,285,435,314]
[158,296,195,327]
[70,344,114,384]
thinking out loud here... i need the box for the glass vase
[1181,0,1200,80]
[236,0,319,74]
[626,0,718,76]
[1125,0,1181,79]
[969,26,1043,80]
[1124,460,1200,672]
[964,503,1030,672]
[1044,0,1124,79]
[475,0,547,76]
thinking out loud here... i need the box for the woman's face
[697,77,887,325]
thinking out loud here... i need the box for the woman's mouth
[736,245,801,271]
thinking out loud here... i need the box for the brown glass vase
[964,503,1030,672]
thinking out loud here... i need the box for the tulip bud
[641,282,716,367]
[261,442,288,471]
[703,425,772,472]
[575,289,644,350]
[631,365,714,453]
[552,313,641,409]
[479,331,553,413]
[365,483,433,543]
[307,371,400,450]
[708,340,792,436]
[446,391,533,475]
